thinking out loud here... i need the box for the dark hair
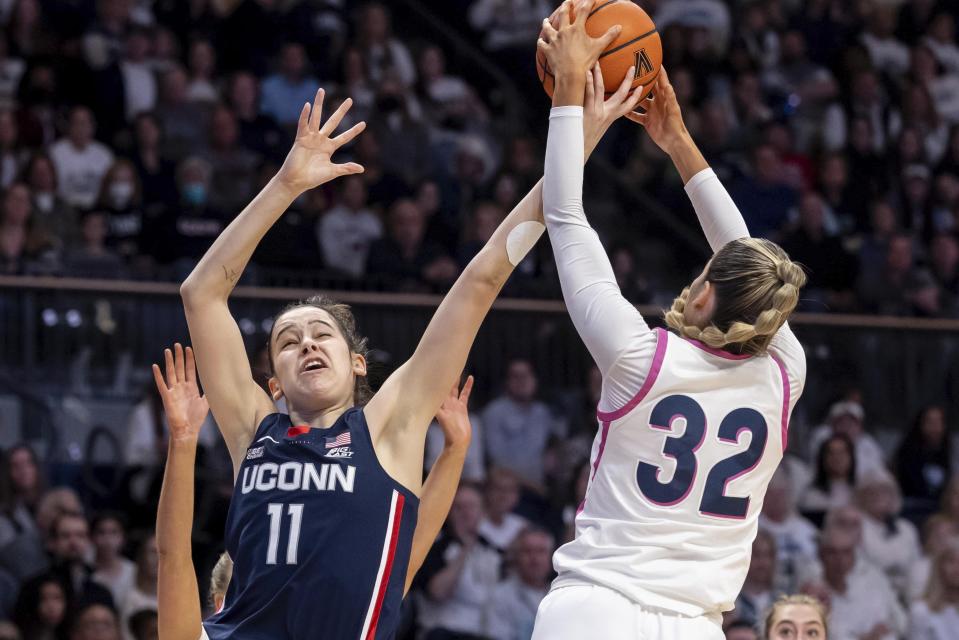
[89,510,127,534]
[128,608,158,639]
[0,443,44,511]
[894,404,951,478]
[665,238,807,355]
[268,295,372,405]
[725,620,758,635]
[813,433,857,492]
[13,573,69,636]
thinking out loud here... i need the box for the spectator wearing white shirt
[356,3,416,87]
[914,44,959,125]
[90,513,135,610]
[0,34,24,110]
[819,526,907,640]
[416,483,502,638]
[807,400,886,481]
[909,514,959,601]
[468,0,552,53]
[856,468,922,600]
[478,468,528,552]
[317,175,382,277]
[860,6,911,78]
[48,106,114,209]
[425,413,485,484]
[484,528,553,640]
[731,529,781,627]
[910,537,959,640]
[119,28,156,122]
[117,534,157,640]
[924,12,959,75]
[185,38,218,104]
[760,468,818,594]
[482,359,561,489]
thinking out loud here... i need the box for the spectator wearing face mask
[95,159,145,264]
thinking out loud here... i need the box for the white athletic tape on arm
[506,221,545,266]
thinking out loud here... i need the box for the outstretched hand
[584,63,647,158]
[276,88,366,196]
[626,68,689,155]
[152,343,209,444]
[435,375,474,453]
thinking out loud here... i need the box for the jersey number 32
[636,394,768,519]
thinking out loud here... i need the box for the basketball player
[763,595,827,639]
[152,343,477,640]
[532,3,808,638]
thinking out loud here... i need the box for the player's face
[767,604,825,639]
[269,307,365,413]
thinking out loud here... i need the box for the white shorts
[199,628,209,640]
[531,585,725,640]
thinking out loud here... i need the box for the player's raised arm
[405,376,474,595]
[626,69,748,253]
[153,344,208,640]
[180,89,365,469]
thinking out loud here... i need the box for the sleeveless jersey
[204,408,419,640]
[552,328,796,617]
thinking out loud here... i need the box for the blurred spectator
[482,359,560,489]
[49,106,115,209]
[127,608,157,640]
[365,198,457,292]
[34,487,84,541]
[8,0,54,59]
[154,65,209,161]
[759,467,818,594]
[425,405,485,485]
[818,525,906,640]
[68,601,121,640]
[416,483,501,638]
[119,28,156,123]
[799,433,856,524]
[894,404,953,513]
[316,175,381,278]
[44,512,114,608]
[368,78,430,187]
[731,529,780,627]
[12,573,68,640]
[185,39,218,104]
[859,232,942,315]
[779,191,857,310]
[63,210,125,279]
[95,160,146,263]
[610,245,651,304]
[0,35,24,111]
[24,153,80,252]
[90,513,134,610]
[339,47,375,125]
[856,468,922,600]
[559,461,589,544]
[149,156,223,267]
[129,112,177,208]
[730,144,797,238]
[0,444,47,582]
[478,468,527,553]
[909,513,959,601]
[930,233,959,314]
[199,104,260,214]
[468,0,552,55]
[0,109,22,189]
[483,528,553,640]
[909,537,959,640]
[861,6,910,79]
[227,72,284,162]
[259,42,318,128]
[807,401,885,479]
[0,621,19,640]
[356,3,416,88]
[858,199,900,279]
[457,200,505,267]
[416,45,489,138]
[117,535,156,640]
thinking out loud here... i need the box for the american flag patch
[325,432,351,449]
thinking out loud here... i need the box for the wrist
[552,70,586,107]
[271,171,305,201]
[664,129,694,157]
[169,433,199,448]
[441,440,470,458]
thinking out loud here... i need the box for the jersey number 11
[266,503,304,565]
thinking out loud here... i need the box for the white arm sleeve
[543,106,657,411]
[684,167,806,399]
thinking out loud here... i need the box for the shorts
[531,585,724,640]
[199,628,209,640]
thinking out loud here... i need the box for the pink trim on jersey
[771,355,791,452]
[596,327,668,422]
[683,337,753,360]
[361,490,404,640]
[577,420,612,515]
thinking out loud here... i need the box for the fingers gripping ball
[536,1,662,99]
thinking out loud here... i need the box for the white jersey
[541,107,806,620]
[552,328,797,617]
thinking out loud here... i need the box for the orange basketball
[536,1,662,99]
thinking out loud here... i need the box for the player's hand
[538,0,621,78]
[584,63,645,159]
[276,88,366,196]
[626,68,690,155]
[435,375,474,454]
[152,343,209,444]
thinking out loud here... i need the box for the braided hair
[664,238,807,356]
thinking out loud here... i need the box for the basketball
[536,0,662,99]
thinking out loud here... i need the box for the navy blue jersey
[204,408,419,640]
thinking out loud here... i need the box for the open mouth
[301,358,328,374]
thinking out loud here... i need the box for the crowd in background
[2,0,959,639]
[1,355,958,639]
[0,0,957,314]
